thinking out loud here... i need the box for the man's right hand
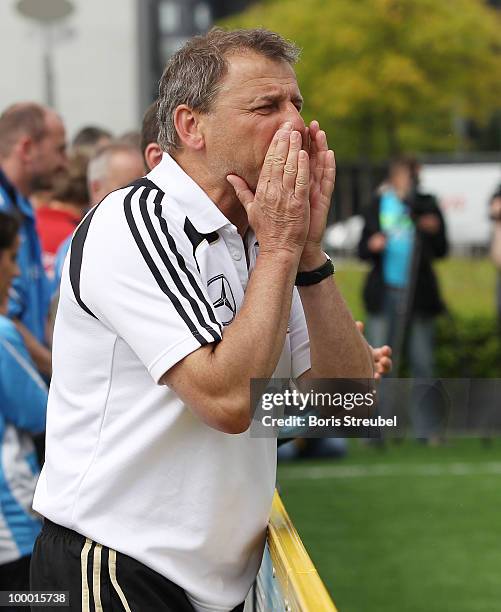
[227,122,310,257]
[163,124,311,434]
[367,232,386,253]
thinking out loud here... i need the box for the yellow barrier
[267,490,338,611]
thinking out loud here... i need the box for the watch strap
[295,256,335,286]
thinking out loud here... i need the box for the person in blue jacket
[0,102,67,378]
[0,211,47,591]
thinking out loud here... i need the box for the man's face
[30,111,67,192]
[200,52,305,191]
[389,165,413,196]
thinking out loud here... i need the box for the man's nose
[281,105,305,142]
[288,106,305,132]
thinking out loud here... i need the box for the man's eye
[254,106,273,112]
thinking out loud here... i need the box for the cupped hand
[227,122,310,257]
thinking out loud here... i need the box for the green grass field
[277,439,501,612]
[334,256,497,321]
[275,257,499,611]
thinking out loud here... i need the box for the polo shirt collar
[147,153,231,234]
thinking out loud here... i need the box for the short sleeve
[79,186,223,383]
[289,288,311,379]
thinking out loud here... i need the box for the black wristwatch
[295,255,335,286]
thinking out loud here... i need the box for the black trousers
[30,520,244,612]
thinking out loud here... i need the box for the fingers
[308,121,321,161]
[356,320,365,335]
[294,150,310,201]
[302,126,310,154]
[308,121,335,202]
[258,126,282,187]
[269,122,293,185]
[381,345,392,357]
[373,345,392,361]
[226,175,254,211]
[282,130,302,192]
[309,120,320,142]
[373,344,392,379]
[320,149,336,201]
[376,356,392,376]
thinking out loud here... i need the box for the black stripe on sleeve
[133,178,222,336]
[139,187,222,342]
[69,204,101,319]
[123,185,219,346]
[154,201,222,334]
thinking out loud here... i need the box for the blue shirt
[0,315,47,564]
[52,234,72,296]
[379,190,415,288]
[0,168,51,344]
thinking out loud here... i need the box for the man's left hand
[356,320,392,381]
[299,120,336,271]
[372,344,393,381]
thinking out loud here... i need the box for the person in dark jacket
[358,158,448,437]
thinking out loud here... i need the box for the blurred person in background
[30,125,107,212]
[118,130,142,150]
[0,103,67,377]
[358,157,448,439]
[0,212,47,595]
[35,153,90,282]
[488,182,501,324]
[72,125,112,157]
[52,143,145,290]
[86,142,145,205]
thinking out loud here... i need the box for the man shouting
[32,28,374,612]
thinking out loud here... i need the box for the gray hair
[87,143,141,186]
[157,27,300,153]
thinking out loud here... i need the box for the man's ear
[145,143,163,171]
[89,179,103,207]
[173,105,205,151]
[17,135,35,164]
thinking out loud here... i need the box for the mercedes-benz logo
[207,274,237,326]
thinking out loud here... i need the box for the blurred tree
[221,0,501,160]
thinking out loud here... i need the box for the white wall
[420,163,501,247]
[0,0,140,140]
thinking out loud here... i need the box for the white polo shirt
[33,153,311,612]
